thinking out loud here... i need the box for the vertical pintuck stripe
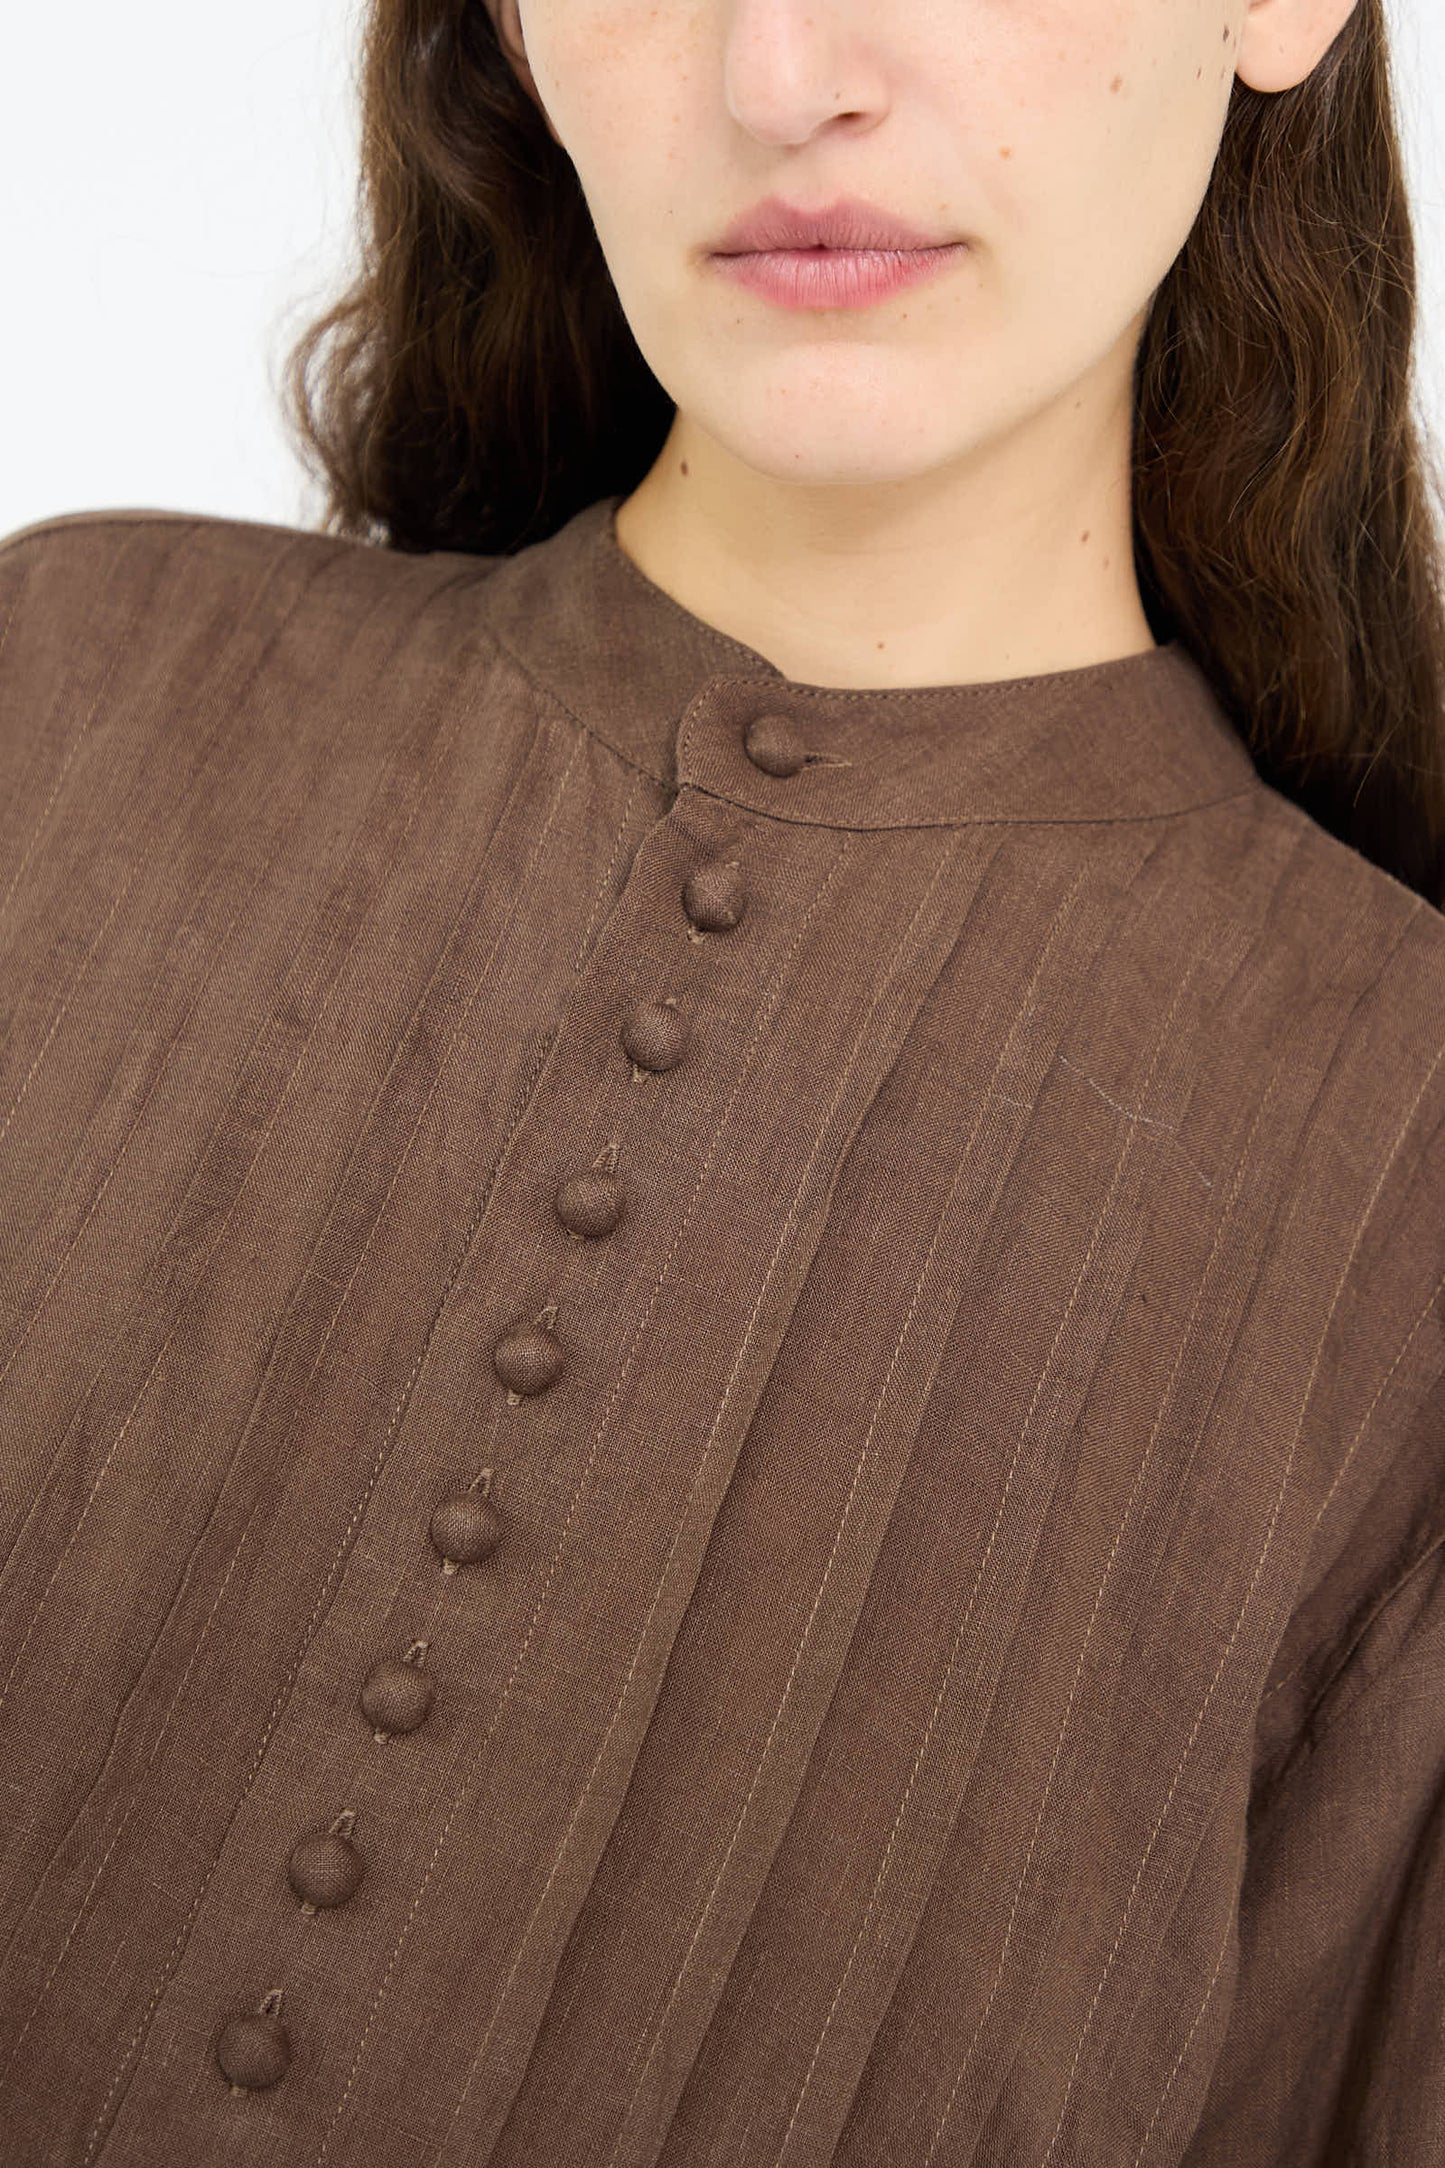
[0,495,1443,2168]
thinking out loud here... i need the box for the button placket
[214,732,800,2105]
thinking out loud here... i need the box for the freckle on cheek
[998,145,1012,159]
[1110,75,1123,93]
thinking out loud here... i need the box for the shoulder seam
[0,508,373,567]
[0,509,215,562]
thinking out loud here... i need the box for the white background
[1,0,1442,539]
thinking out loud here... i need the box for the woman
[0,2,1442,2163]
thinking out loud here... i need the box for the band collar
[476,492,1260,830]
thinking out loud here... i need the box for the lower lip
[709,242,968,310]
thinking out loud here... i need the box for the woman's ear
[1233,0,1363,93]
[485,0,557,139]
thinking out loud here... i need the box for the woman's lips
[708,242,968,311]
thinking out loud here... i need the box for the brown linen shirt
[1,492,1443,2168]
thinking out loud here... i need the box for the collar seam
[476,602,1263,831]
[676,780,1266,832]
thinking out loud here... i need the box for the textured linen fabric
[0,491,1443,2168]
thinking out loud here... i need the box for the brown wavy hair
[281,0,1445,905]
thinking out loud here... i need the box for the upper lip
[710,194,956,255]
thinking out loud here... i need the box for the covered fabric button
[493,1315,564,1395]
[429,1491,503,1570]
[215,2002,291,2091]
[682,859,747,934]
[359,1650,434,1738]
[621,996,690,1075]
[743,713,808,777]
[555,1168,626,1238]
[287,1816,364,1911]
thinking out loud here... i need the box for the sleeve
[1180,1531,1445,2165]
